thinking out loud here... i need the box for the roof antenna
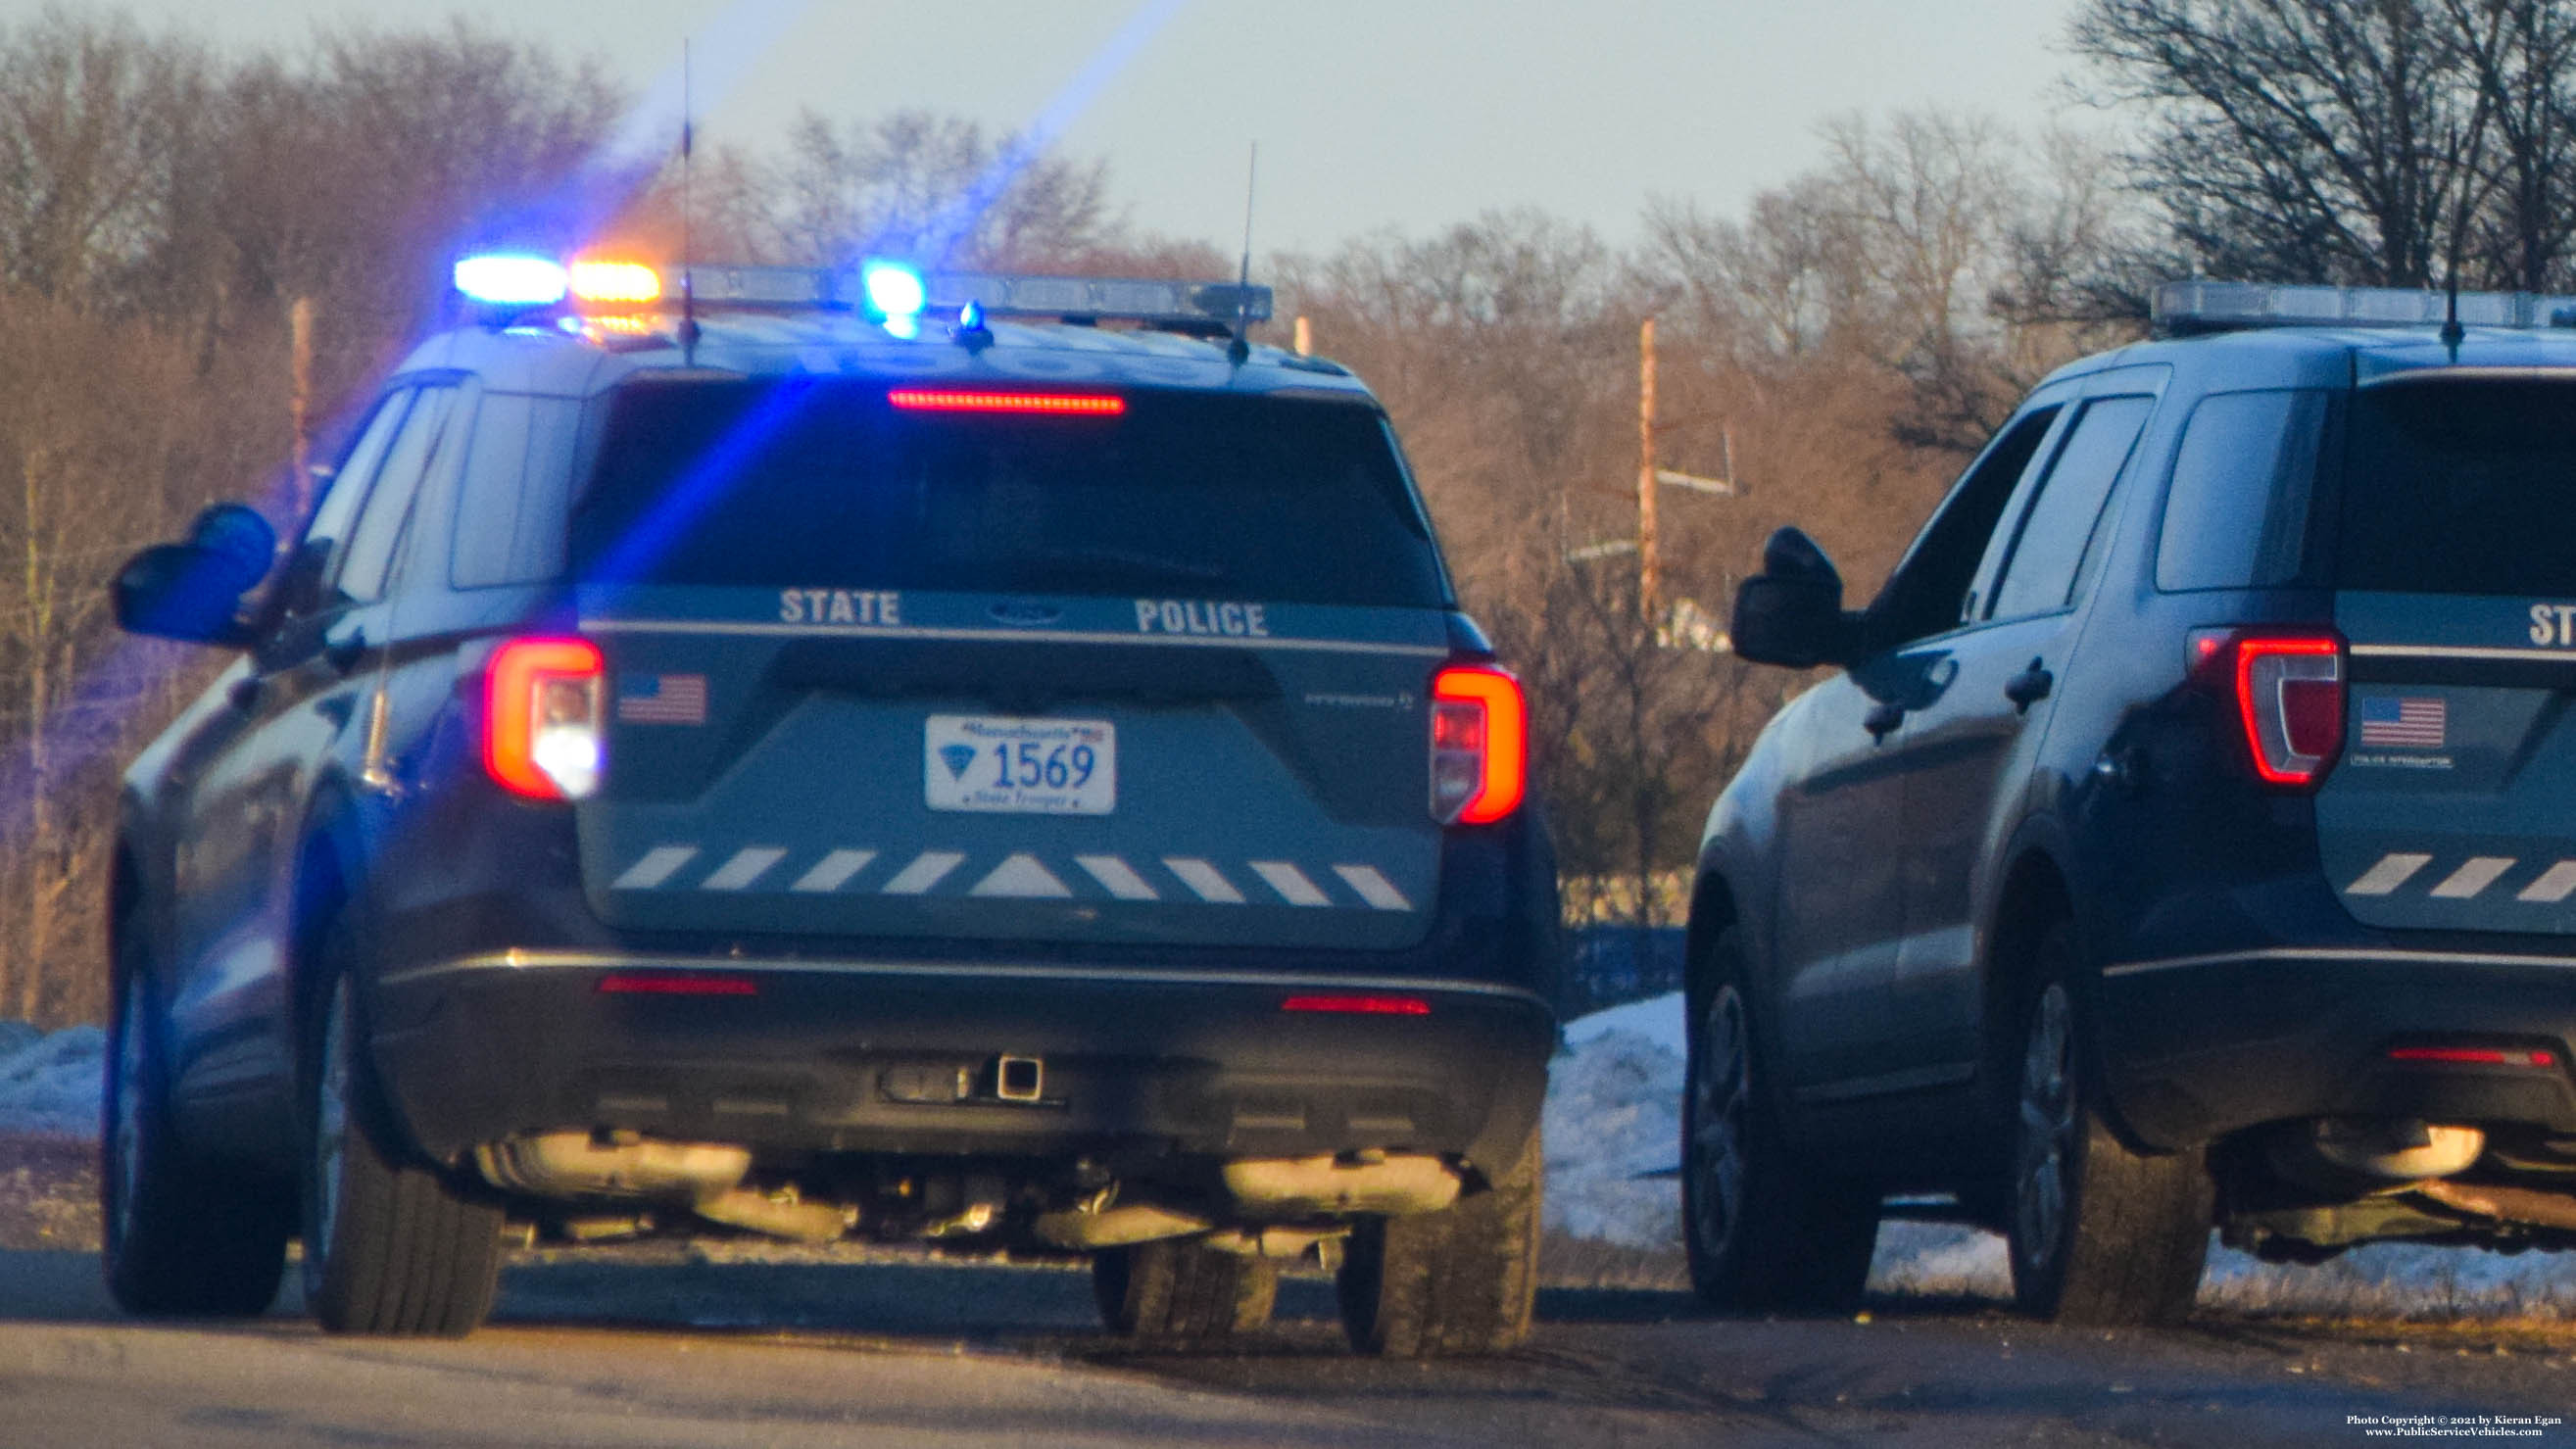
[1227,142,1256,365]
[678,38,702,366]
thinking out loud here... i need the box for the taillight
[2190,629,2343,788]
[1431,663,1527,825]
[484,637,605,800]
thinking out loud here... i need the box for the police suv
[102,254,1558,1352]
[1690,281,2576,1325]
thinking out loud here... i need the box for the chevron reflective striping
[1074,854,1158,900]
[972,852,1073,898]
[2521,861,2576,904]
[1249,860,1332,907]
[881,850,966,895]
[2347,852,2433,896]
[2431,856,2517,899]
[702,846,788,891]
[613,845,699,891]
[791,848,877,894]
[1163,857,1246,904]
[1333,864,1413,911]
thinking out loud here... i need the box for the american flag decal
[2357,695,2446,749]
[617,672,707,725]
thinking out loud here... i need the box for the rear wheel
[1337,1123,1540,1357]
[1683,928,1878,1313]
[1092,1238,1278,1344]
[300,969,505,1336]
[2005,923,2211,1326]
[101,950,290,1318]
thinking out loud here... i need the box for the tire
[1336,1123,1541,1357]
[2005,921,2211,1327]
[1092,1238,1279,1344]
[100,947,291,1318]
[1682,927,1878,1314]
[300,967,505,1336]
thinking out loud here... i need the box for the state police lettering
[2529,602,2576,647]
[1135,599,1270,638]
[779,589,901,626]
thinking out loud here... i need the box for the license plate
[925,715,1116,814]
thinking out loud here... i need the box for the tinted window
[2157,389,2325,592]
[2341,380,2576,595]
[451,394,580,588]
[301,391,410,575]
[1987,396,2153,621]
[335,385,459,604]
[570,382,1448,605]
[1869,405,2061,648]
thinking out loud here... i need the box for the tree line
[0,2,2559,1022]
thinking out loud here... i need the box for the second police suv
[101,252,1559,1351]
[1694,281,2576,1325]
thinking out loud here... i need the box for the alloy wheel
[2013,982,2078,1271]
[1687,985,1753,1263]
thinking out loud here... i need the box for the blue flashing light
[861,260,927,319]
[455,254,568,308]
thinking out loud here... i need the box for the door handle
[323,625,367,676]
[1864,700,1906,740]
[2004,657,2054,712]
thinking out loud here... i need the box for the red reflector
[886,389,1126,415]
[2387,1044,2555,1068]
[597,972,758,997]
[1281,993,1431,1016]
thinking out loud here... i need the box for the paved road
[4,1245,2572,1447]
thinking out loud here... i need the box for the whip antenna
[679,39,701,364]
[1228,142,1257,364]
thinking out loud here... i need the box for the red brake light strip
[887,389,1125,415]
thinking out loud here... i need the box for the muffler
[475,1131,846,1242]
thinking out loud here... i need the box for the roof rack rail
[2156,279,2576,336]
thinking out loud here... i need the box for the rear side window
[2340,379,2576,596]
[452,394,580,589]
[2156,389,2325,592]
[569,382,1450,606]
[1984,395,2154,622]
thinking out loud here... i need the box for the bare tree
[2070,0,2497,287]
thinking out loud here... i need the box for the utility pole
[1292,314,1311,356]
[289,296,316,517]
[1636,315,1660,622]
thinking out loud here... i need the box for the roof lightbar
[926,272,1270,329]
[639,265,1268,328]
[2156,279,2576,336]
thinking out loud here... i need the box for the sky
[71,0,2094,256]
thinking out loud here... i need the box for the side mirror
[1730,526,1855,669]
[112,503,277,647]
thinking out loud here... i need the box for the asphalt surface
[5,1243,2574,1447]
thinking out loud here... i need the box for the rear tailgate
[580,589,1447,948]
[2319,377,2576,932]
[562,376,1457,952]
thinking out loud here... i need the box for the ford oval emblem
[989,601,1061,627]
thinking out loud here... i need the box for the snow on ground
[0,1022,101,1137]
[1545,990,2576,1310]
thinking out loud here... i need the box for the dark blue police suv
[99,255,1557,1353]
[1687,281,2576,1325]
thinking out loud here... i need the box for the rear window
[2340,379,2576,596]
[569,381,1450,606]
[2157,389,2325,592]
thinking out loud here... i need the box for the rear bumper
[2096,945,2576,1148]
[364,950,1554,1179]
